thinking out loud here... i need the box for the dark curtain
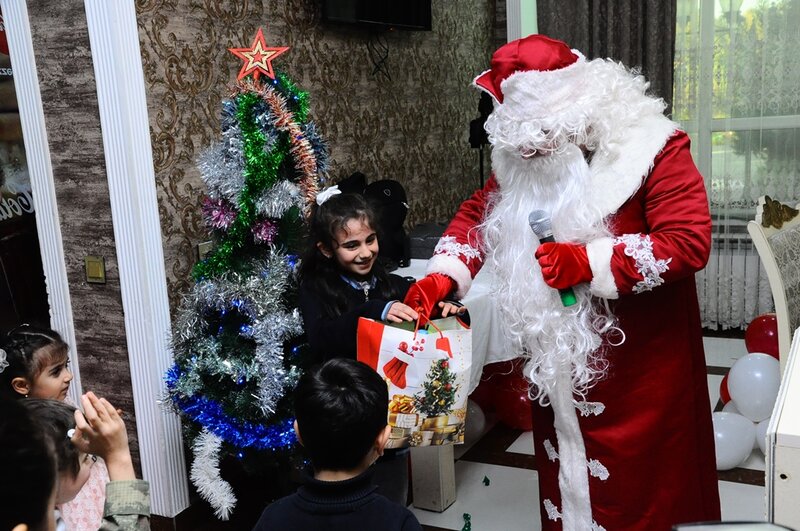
[537,0,677,115]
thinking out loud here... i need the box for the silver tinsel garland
[197,125,246,203]
[191,428,237,520]
[170,252,301,416]
[251,308,304,414]
[255,180,302,219]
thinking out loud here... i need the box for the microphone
[528,210,578,307]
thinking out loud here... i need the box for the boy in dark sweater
[252,358,423,531]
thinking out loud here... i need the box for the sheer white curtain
[673,0,800,329]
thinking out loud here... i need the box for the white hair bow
[315,185,341,206]
[0,348,8,374]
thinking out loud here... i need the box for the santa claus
[405,35,720,530]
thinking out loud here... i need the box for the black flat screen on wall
[322,0,432,31]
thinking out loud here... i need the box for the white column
[83,0,189,517]
[0,0,82,403]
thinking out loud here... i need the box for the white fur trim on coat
[426,253,473,299]
[549,367,593,529]
[586,114,679,222]
[586,237,617,299]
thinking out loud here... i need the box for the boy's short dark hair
[21,399,80,478]
[294,358,388,471]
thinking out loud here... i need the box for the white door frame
[506,0,538,42]
[0,0,83,405]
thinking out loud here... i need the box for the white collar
[586,114,679,222]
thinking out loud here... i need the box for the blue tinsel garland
[165,364,296,451]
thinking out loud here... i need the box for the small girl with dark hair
[22,399,98,507]
[16,395,150,530]
[0,324,109,529]
[0,324,73,400]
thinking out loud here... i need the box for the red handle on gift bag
[413,314,452,358]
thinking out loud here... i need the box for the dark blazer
[298,274,412,361]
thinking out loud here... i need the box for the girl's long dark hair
[0,399,57,531]
[299,193,396,316]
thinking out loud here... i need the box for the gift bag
[357,315,472,449]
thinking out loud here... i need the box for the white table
[395,259,517,393]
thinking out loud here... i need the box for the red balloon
[494,384,534,431]
[720,372,731,404]
[472,359,533,430]
[745,313,779,359]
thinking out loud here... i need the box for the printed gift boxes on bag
[357,316,472,449]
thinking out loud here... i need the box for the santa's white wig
[484,55,668,163]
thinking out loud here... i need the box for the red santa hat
[474,34,584,105]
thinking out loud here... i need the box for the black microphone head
[528,210,551,237]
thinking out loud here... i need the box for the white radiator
[696,215,774,330]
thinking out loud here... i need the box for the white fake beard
[481,143,616,403]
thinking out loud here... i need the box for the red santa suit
[420,35,721,531]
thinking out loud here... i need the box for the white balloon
[755,418,770,454]
[722,401,741,415]
[712,412,756,470]
[464,399,486,445]
[728,353,781,422]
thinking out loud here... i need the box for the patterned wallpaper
[135,0,496,303]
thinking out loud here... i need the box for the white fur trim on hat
[426,253,473,299]
[587,237,618,299]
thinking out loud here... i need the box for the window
[674,0,800,328]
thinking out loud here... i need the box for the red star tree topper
[228,28,289,82]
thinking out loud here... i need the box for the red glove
[403,273,455,318]
[534,242,592,289]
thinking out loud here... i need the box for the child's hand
[385,302,419,323]
[71,391,135,481]
[438,301,467,318]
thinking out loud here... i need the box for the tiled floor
[410,336,767,531]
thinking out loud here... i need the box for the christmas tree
[165,29,328,519]
[414,358,459,417]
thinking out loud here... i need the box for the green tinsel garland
[277,72,309,123]
[193,92,288,280]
